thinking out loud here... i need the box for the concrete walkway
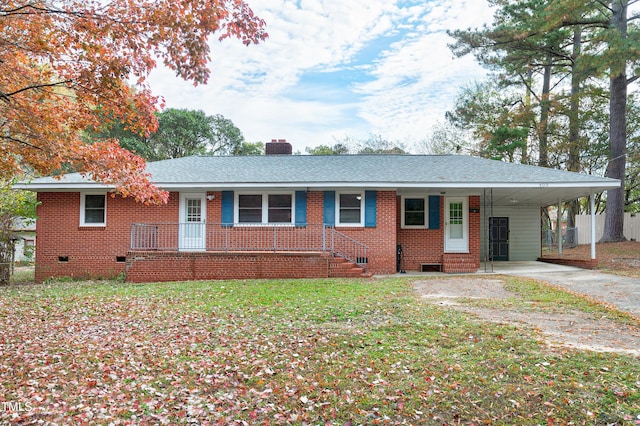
[487,261,640,319]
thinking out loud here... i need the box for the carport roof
[17,154,620,207]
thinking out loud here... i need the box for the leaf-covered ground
[1,278,639,425]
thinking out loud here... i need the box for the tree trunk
[538,61,552,168]
[0,231,13,285]
[523,69,533,165]
[600,0,627,242]
[566,27,582,229]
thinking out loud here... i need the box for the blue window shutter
[323,191,335,226]
[295,191,307,226]
[222,191,234,226]
[428,195,440,229]
[364,190,377,227]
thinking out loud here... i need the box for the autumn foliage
[0,0,267,204]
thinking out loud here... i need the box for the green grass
[0,277,639,424]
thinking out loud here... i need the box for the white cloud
[352,0,494,147]
[147,0,494,152]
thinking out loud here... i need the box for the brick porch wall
[126,252,330,283]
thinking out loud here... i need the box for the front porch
[126,223,370,282]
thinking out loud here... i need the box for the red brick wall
[35,190,367,281]
[537,257,597,270]
[396,195,445,271]
[126,252,329,283]
[396,195,481,273]
[307,191,324,225]
[35,192,178,282]
[329,191,397,274]
[206,191,222,222]
[35,190,478,282]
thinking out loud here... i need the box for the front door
[444,197,468,252]
[489,217,509,261]
[179,194,206,251]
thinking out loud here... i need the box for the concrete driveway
[487,261,640,319]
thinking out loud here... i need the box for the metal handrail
[130,222,367,271]
[328,227,368,272]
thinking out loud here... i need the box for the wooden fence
[574,213,640,244]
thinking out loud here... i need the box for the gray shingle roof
[154,155,617,185]
[20,154,617,187]
[16,154,620,207]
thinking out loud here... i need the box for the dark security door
[489,217,509,261]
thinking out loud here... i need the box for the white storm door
[179,194,206,251]
[444,197,468,252]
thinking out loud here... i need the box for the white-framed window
[401,195,428,228]
[80,193,106,226]
[336,192,364,226]
[236,192,293,224]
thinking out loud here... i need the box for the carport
[476,179,620,271]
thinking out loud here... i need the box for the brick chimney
[265,139,293,155]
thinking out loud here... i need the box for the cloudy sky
[147,0,495,153]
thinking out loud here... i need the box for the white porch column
[590,194,596,260]
[557,198,562,255]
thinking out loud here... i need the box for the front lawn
[1,278,639,425]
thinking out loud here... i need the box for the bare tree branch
[1,81,73,102]
[0,134,45,151]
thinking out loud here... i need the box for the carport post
[590,194,596,260]
[557,198,562,255]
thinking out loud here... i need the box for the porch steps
[329,257,371,278]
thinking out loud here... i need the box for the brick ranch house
[16,140,619,283]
